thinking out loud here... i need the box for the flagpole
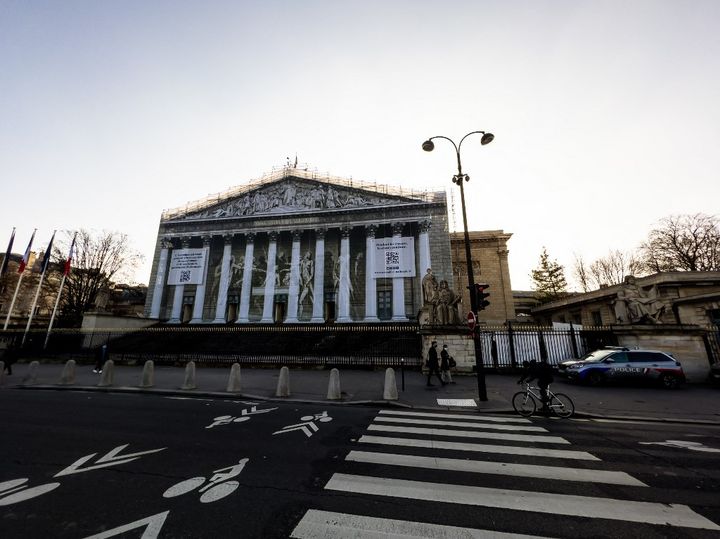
[22,230,55,347]
[3,272,25,330]
[44,272,67,349]
[44,231,76,349]
[22,270,47,346]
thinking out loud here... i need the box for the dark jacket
[440,349,450,371]
[427,346,439,369]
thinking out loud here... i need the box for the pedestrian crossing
[291,409,720,538]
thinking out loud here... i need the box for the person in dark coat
[518,359,554,412]
[440,344,454,384]
[426,341,446,387]
[2,344,17,375]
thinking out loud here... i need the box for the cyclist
[518,359,554,413]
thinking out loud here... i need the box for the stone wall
[614,325,712,382]
[420,331,476,373]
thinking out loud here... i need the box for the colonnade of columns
[150,220,432,324]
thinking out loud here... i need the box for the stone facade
[449,230,515,324]
[144,167,454,324]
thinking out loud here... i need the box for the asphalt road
[1,389,720,538]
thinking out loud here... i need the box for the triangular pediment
[173,175,430,222]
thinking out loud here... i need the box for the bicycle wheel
[550,393,575,418]
[512,391,536,417]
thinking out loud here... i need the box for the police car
[558,347,685,389]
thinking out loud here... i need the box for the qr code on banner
[179,270,192,283]
[385,251,400,266]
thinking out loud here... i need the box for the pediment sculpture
[184,179,415,220]
[613,275,667,324]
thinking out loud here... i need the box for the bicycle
[512,383,575,418]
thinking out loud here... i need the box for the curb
[10,383,720,426]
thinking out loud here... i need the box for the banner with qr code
[373,237,416,277]
[167,248,208,285]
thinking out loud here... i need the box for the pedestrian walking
[2,344,17,375]
[440,344,455,384]
[426,341,446,387]
[94,344,107,374]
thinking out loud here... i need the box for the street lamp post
[422,130,494,402]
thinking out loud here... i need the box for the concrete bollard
[326,368,342,400]
[181,361,197,390]
[383,367,398,401]
[275,366,290,397]
[59,359,76,385]
[23,360,40,385]
[97,359,114,387]
[140,360,155,388]
[226,363,242,392]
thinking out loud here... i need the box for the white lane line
[359,435,599,461]
[326,474,720,530]
[374,416,548,432]
[346,450,646,486]
[290,509,555,538]
[379,410,531,423]
[368,424,569,444]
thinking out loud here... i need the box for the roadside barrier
[98,360,114,387]
[326,368,341,400]
[383,367,398,400]
[24,360,39,385]
[226,363,242,393]
[275,366,290,397]
[140,360,154,388]
[181,361,197,390]
[59,359,76,386]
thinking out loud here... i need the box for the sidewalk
[2,360,719,425]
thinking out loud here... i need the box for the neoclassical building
[144,167,455,324]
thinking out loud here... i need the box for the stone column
[284,230,303,323]
[237,233,255,323]
[418,219,432,277]
[310,229,326,323]
[169,237,191,324]
[391,222,407,321]
[336,226,352,323]
[190,235,211,323]
[363,224,379,322]
[261,231,278,323]
[150,238,172,319]
[212,234,233,324]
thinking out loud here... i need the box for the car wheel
[660,373,680,389]
[587,371,603,386]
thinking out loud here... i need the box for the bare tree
[573,250,644,291]
[53,229,143,324]
[573,254,591,293]
[639,214,720,272]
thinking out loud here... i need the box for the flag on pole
[18,229,36,273]
[64,232,77,275]
[40,230,56,274]
[1,227,15,276]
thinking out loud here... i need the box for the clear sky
[1,0,718,291]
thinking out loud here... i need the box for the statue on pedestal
[419,268,462,326]
[613,276,666,324]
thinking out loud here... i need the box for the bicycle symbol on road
[272,411,333,438]
[205,406,278,429]
[163,458,249,503]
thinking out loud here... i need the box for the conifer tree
[531,247,568,303]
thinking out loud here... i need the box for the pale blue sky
[2,0,718,290]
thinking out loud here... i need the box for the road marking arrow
[272,422,319,438]
[55,444,167,477]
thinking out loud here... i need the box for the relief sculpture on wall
[188,181,395,220]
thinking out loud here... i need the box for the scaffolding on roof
[161,164,446,221]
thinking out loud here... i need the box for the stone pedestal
[419,326,476,373]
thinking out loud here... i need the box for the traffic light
[475,283,490,311]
